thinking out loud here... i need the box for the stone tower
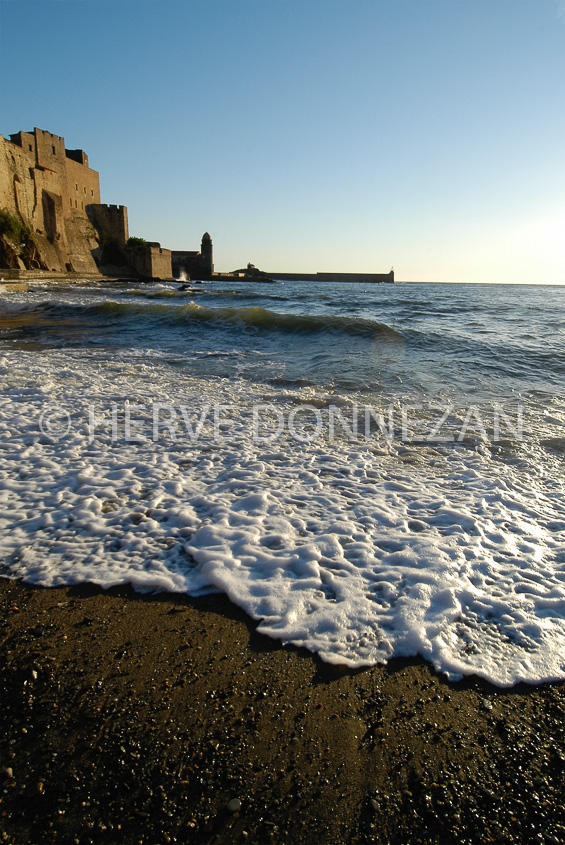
[201,231,213,278]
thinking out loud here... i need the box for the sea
[1,277,565,688]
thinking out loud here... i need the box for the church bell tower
[200,232,213,279]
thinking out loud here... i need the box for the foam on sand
[1,344,565,687]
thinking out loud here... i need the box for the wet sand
[1,576,564,844]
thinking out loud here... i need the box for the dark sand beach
[1,577,564,845]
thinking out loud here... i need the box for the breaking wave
[43,299,406,342]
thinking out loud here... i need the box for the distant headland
[0,127,393,284]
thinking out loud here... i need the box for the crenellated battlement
[86,204,128,248]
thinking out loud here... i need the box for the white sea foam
[1,343,565,687]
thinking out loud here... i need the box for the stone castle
[1,126,392,285]
[0,127,212,280]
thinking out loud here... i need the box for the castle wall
[127,243,172,280]
[171,250,199,279]
[88,204,128,247]
[171,235,213,280]
[66,157,101,214]
[0,135,38,221]
[1,128,103,273]
[2,126,207,281]
[148,246,172,280]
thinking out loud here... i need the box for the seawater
[1,278,565,687]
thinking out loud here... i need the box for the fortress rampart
[87,204,129,248]
[0,128,105,273]
[2,127,390,284]
[0,127,173,279]
[127,242,172,280]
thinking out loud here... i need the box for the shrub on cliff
[0,208,30,244]
[0,209,44,270]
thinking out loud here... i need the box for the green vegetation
[100,237,127,266]
[127,236,147,247]
[0,208,42,269]
[0,208,32,244]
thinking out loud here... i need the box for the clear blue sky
[1,0,564,282]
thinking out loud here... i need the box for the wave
[52,299,406,342]
[125,287,197,299]
[0,299,57,315]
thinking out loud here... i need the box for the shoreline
[1,577,565,844]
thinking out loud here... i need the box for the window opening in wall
[75,200,78,208]
[51,146,56,155]
[69,199,72,207]
[75,184,78,191]
[84,187,87,194]
[29,144,32,151]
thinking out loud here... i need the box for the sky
[0,0,564,283]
